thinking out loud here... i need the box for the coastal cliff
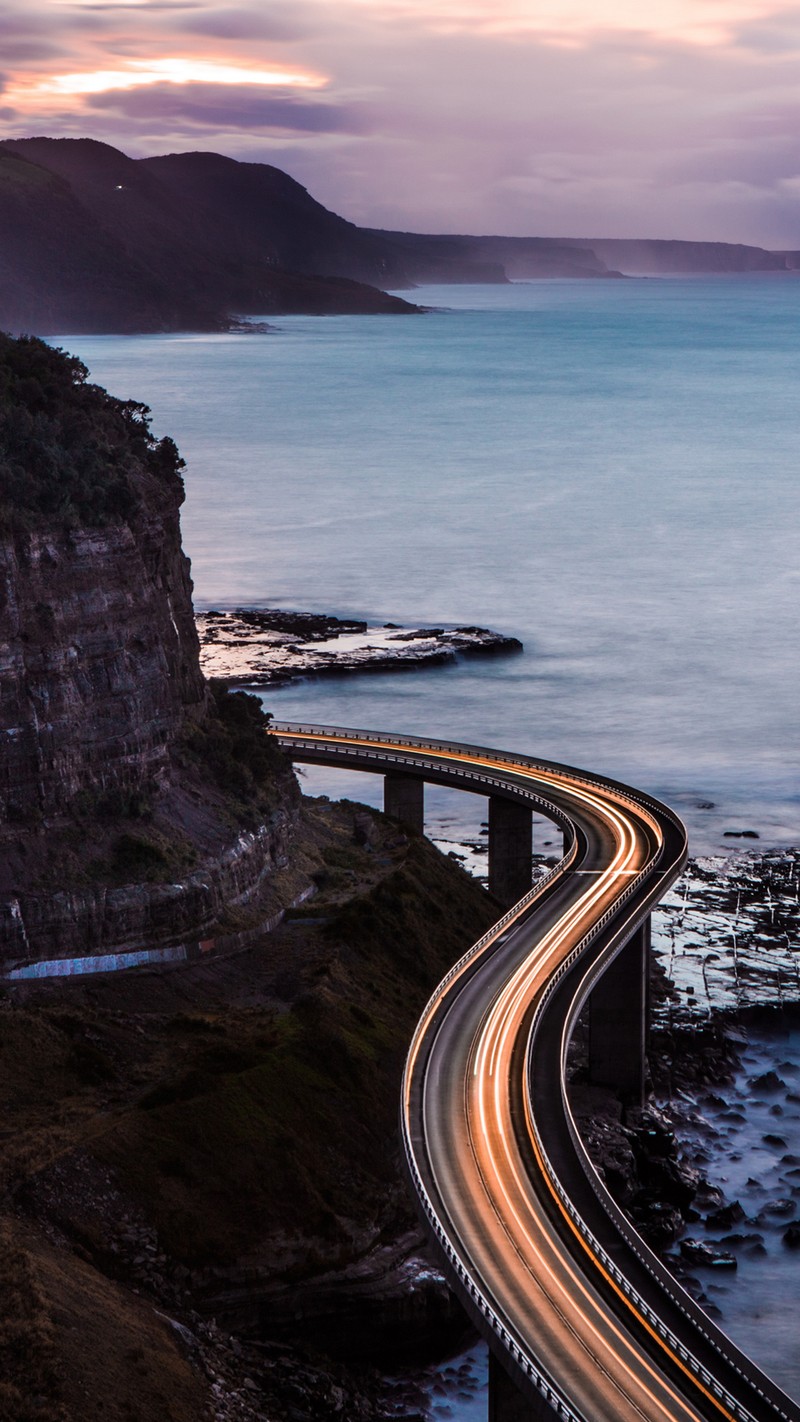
[0,139,418,333]
[0,334,299,969]
[0,331,503,1421]
[3,137,796,336]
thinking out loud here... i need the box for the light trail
[273,724,800,1422]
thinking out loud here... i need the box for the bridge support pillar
[488,797,532,907]
[488,1352,559,1421]
[588,917,650,1104]
[384,773,424,834]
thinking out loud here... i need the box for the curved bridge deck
[273,723,800,1422]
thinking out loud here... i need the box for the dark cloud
[733,8,800,53]
[0,40,69,61]
[85,82,369,135]
[176,5,315,41]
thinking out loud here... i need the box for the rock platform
[196,608,522,687]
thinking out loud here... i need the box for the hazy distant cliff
[0,334,299,966]
[1,137,794,336]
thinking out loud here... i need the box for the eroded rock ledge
[196,607,523,687]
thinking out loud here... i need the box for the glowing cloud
[35,58,326,97]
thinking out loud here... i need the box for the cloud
[175,5,317,41]
[0,0,799,245]
[731,6,800,52]
[86,81,369,133]
[37,57,326,94]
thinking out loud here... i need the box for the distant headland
[1,136,798,335]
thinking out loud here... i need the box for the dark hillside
[369,228,619,281]
[2,800,499,1419]
[0,139,417,332]
[139,149,411,289]
[0,149,206,334]
[562,236,791,273]
[2,136,793,334]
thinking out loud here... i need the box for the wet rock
[718,1232,765,1253]
[750,1070,785,1092]
[782,1222,800,1249]
[197,608,523,688]
[705,1202,745,1231]
[679,1239,737,1269]
[756,1198,796,1222]
[631,1200,685,1247]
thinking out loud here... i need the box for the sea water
[59,276,800,856]
[54,278,800,1404]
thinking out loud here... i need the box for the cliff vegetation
[0,333,182,529]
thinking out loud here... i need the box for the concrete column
[488,796,532,907]
[488,1351,559,1421]
[383,773,424,834]
[587,917,650,1104]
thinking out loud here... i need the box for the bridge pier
[488,1352,559,1421]
[587,917,650,1104]
[488,796,532,908]
[384,773,425,834]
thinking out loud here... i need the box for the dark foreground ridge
[1,136,798,334]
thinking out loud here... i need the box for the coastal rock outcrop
[196,607,523,687]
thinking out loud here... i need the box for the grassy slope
[0,799,497,1419]
[95,818,496,1265]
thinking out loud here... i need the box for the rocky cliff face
[0,495,206,826]
[0,334,299,969]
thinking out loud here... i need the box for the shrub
[0,332,185,530]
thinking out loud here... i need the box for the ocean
[55,276,800,1405]
[59,276,800,857]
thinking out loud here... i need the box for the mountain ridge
[0,136,796,334]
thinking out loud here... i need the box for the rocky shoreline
[571,848,800,1246]
[651,848,800,1020]
[196,608,523,687]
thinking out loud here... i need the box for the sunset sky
[2,0,800,245]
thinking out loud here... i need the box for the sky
[2,0,800,246]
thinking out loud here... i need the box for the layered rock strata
[0,335,299,969]
[0,508,205,824]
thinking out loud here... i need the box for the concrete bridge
[274,723,800,1422]
[288,728,650,1103]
